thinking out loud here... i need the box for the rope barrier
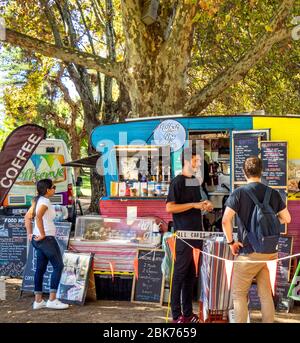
[137,244,163,260]
[176,235,300,263]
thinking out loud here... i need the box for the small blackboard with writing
[21,222,71,293]
[232,130,269,183]
[276,236,293,284]
[261,141,287,187]
[275,282,294,312]
[248,283,261,310]
[131,249,165,304]
[0,216,27,277]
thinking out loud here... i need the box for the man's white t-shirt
[33,196,56,237]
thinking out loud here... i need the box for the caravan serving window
[111,145,171,198]
[188,131,230,191]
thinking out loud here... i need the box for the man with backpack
[222,156,291,323]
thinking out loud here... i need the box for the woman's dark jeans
[31,236,64,294]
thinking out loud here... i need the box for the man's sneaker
[46,299,69,310]
[171,315,186,323]
[184,313,200,323]
[33,300,46,310]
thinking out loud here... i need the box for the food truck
[69,114,300,309]
[1,139,75,219]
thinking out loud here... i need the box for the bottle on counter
[125,181,132,196]
[154,183,162,196]
[152,223,161,246]
[118,182,126,197]
[148,181,155,197]
[141,182,148,197]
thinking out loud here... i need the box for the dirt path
[1,279,299,323]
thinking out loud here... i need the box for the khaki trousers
[232,253,278,323]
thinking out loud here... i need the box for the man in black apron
[166,146,214,323]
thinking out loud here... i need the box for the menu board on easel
[232,130,270,186]
[131,249,165,305]
[275,235,294,312]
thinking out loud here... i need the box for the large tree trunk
[121,0,197,117]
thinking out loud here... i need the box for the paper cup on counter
[110,181,119,197]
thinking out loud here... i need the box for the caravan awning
[62,154,101,168]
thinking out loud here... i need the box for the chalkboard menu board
[276,236,293,284]
[261,141,287,187]
[131,249,165,304]
[275,282,294,312]
[232,130,269,183]
[0,216,27,277]
[21,222,71,293]
[248,283,261,310]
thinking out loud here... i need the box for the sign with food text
[261,141,288,188]
[131,249,165,304]
[232,130,269,184]
[0,216,27,277]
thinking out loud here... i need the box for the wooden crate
[198,301,229,323]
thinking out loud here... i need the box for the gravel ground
[0,279,299,323]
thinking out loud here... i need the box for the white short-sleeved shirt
[33,196,56,237]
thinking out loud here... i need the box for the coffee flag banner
[167,236,176,261]
[0,124,46,206]
[133,258,139,280]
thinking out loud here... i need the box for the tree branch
[79,127,87,140]
[51,67,79,115]
[4,28,122,80]
[185,0,295,114]
[90,0,106,31]
[45,110,71,131]
[39,0,64,47]
[76,0,102,111]
[163,1,199,51]
[120,0,147,61]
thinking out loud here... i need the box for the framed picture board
[57,251,94,306]
[131,249,165,305]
